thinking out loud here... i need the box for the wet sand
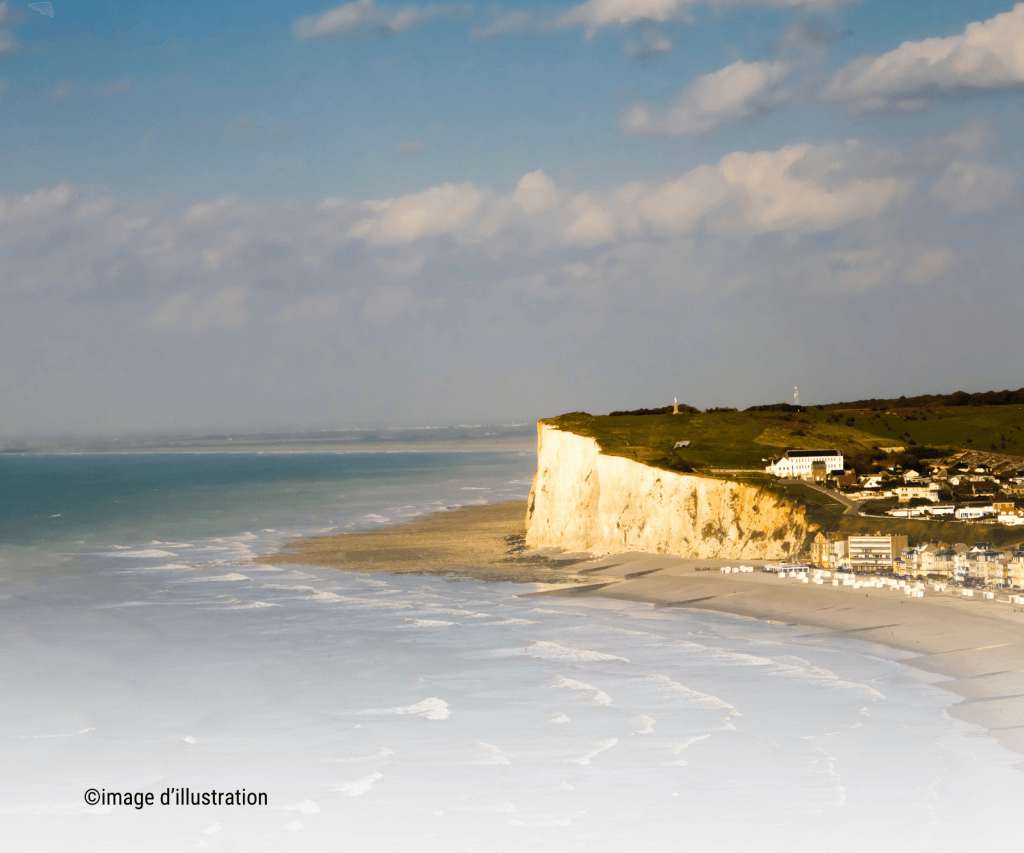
[257,499,1024,761]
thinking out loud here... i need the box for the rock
[525,423,807,559]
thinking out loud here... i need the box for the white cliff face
[525,423,808,559]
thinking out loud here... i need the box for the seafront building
[846,535,909,572]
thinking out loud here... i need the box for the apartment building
[846,534,909,572]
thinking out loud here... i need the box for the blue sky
[2,1,1024,434]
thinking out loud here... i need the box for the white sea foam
[474,742,511,765]
[632,714,655,735]
[331,747,394,763]
[536,810,587,827]
[284,800,321,814]
[217,599,280,609]
[19,727,95,739]
[677,643,885,700]
[107,549,177,558]
[550,713,570,724]
[667,733,708,753]
[492,617,536,625]
[350,698,450,720]
[333,771,383,797]
[403,618,455,627]
[186,573,250,582]
[488,641,628,663]
[553,677,612,706]
[644,674,737,712]
[574,739,617,765]
[364,514,391,523]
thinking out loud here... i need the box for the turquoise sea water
[2,451,1023,851]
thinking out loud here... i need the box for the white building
[766,449,844,480]
[955,506,994,520]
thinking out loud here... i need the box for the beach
[261,498,1024,763]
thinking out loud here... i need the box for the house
[1007,548,1024,587]
[766,450,844,480]
[834,473,858,489]
[955,505,994,520]
[810,532,845,568]
[895,485,937,503]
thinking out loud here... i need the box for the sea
[2,447,1023,851]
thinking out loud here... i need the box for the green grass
[829,404,1024,455]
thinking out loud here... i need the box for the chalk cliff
[525,422,808,559]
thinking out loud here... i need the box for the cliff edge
[525,421,808,559]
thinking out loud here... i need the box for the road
[780,479,861,516]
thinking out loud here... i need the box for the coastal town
[765,447,1024,588]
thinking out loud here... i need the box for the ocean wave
[474,742,511,765]
[128,562,195,572]
[333,771,383,797]
[216,599,280,609]
[349,698,450,721]
[644,675,737,712]
[675,643,885,700]
[403,618,455,627]
[485,641,628,663]
[670,735,711,755]
[19,727,95,739]
[573,739,617,765]
[552,677,612,706]
[550,713,570,723]
[632,714,655,735]
[330,747,394,763]
[184,573,250,582]
[106,549,177,558]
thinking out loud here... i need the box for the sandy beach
[259,499,1024,763]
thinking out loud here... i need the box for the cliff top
[545,404,1024,478]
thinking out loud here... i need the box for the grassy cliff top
[545,405,1024,476]
[544,407,1024,548]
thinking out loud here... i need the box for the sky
[1,0,1023,435]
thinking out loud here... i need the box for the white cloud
[905,248,952,284]
[623,143,906,235]
[511,170,559,214]
[294,0,460,41]
[553,0,856,38]
[930,160,1016,216]
[561,195,617,244]
[622,60,789,137]
[474,0,857,39]
[827,3,1024,112]
[354,182,487,243]
[144,286,251,334]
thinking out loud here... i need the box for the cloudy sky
[1,0,1023,435]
